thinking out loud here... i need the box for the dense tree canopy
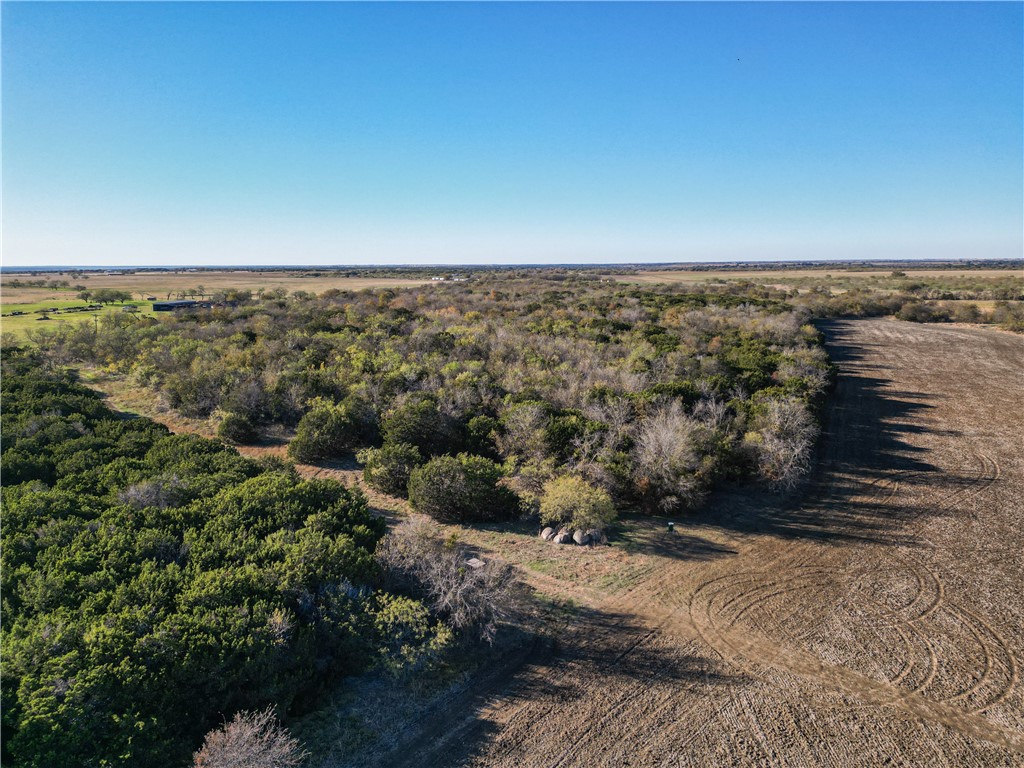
[0,348,447,768]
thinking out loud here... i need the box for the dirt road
[401,319,1024,767]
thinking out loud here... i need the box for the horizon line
[3,257,1023,274]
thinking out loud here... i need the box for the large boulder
[585,528,602,543]
[573,529,590,546]
[553,530,573,545]
[540,526,556,541]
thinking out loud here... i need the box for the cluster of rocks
[539,527,608,546]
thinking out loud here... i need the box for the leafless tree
[193,707,307,768]
[494,402,548,461]
[632,402,708,512]
[692,396,729,431]
[378,518,520,644]
[774,346,831,396]
[752,398,818,490]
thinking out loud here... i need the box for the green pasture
[0,299,157,341]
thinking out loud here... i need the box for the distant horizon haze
[3,257,1021,274]
[3,2,1021,267]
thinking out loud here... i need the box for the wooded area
[0,349,451,767]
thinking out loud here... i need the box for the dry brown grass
[609,268,1022,285]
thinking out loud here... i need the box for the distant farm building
[152,300,213,312]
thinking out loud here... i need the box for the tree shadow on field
[687,319,972,549]
[390,606,741,768]
[612,515,738,561]
[538,605,743,688]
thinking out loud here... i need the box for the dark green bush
[408,453,517,523]
[381,398,448,456]
[465,414,500,458]
[357,442,422,497]
[288,398,358,462]
[217,412,258,444]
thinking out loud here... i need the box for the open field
[358,318,1024,767]
[0,299,156,339]
[0,269,433,305]
[0,270,434,340]
[610,268,1023,285]
[86,318,1024,765]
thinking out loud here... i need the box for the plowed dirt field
[401,319,1024,767]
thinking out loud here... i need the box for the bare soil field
[377,318,1024,767]
[611,268,1022,284]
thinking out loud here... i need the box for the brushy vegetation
[377,519,520,645]
[0,349,456,768]
[23,275,837,516]
[192,707,307,768]
[539,475,617,533]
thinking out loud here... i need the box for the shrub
[218,413,259,445]
[356,442,422,497]
[193,707,307,768]
[504,456,558,514]
[951,302,981,324]
[465,414,500,458]
[896,302,934,322]
[544,410,604,461]
[495,402,549,461]
[539,475,617,532]
[288,398,357,463]
[993,300,1024,332]
[118,473,186,510]
[407,453,517,523]
[369,593,452,674]
[381,398,447,456]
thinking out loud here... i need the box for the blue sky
[3,2,1021,266]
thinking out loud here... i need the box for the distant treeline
[2,278,87,290]
[621,259,1024,273]
[791,275,1024,331]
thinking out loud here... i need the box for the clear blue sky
[3,2,1021,266]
